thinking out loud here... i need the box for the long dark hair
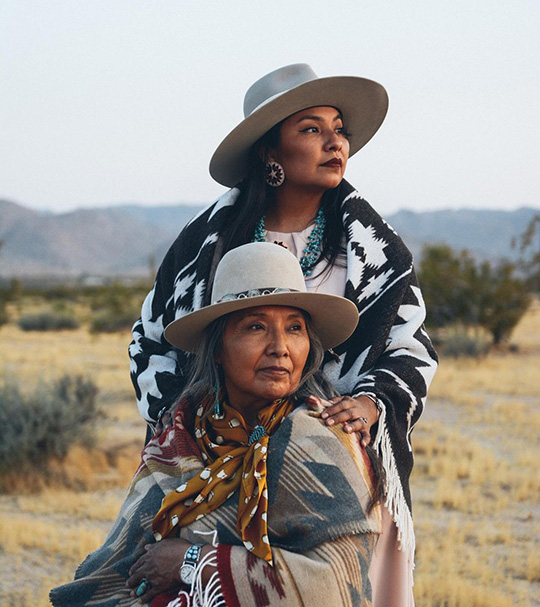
[220,121,347,273]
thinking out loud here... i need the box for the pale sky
[1,0,539,216]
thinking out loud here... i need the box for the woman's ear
[266,149,277,164]
[258,146,267,163]
[257,143,277,164]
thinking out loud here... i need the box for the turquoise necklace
[253,207,326,277]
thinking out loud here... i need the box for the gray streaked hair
[180,311,334,413]
[176,309,385,513]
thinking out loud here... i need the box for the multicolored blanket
[50,400,381,607]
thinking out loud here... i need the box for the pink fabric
[266,227,415,606]
[370,504,415,606]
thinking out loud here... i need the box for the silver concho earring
[265,161,285,187]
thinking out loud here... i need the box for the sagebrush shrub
[440,332,490,358]
[90,310,137,333]
[18,311,80,331]
[88,282,141,333]
[0,375,99,475]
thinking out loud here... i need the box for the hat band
[217,287,300,304]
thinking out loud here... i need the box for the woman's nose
[267,329,289,357]
[324,131,343,151]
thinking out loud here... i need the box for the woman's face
[269,106,350,193]
[217,305,311,424]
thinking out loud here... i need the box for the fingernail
[327,418,334,426]
[344,425,351,433]
[321,412,328,419]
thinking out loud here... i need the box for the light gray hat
[164,242,359,353]
[209,63,388,187]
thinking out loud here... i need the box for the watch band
[357,392,383,418]
[179,543,203,586]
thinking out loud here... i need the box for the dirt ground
[0,302,538,606]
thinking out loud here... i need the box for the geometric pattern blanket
[129,179,438,570]
[49,402,381,607]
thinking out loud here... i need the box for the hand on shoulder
[306,394,379,448]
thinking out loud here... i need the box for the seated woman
[50,242,384,607]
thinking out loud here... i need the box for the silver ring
[359,417,368,424]
[136,578,151,597]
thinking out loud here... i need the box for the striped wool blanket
[50,400,381,607]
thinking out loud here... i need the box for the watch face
[180,563,195,585]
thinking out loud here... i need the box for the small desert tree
[418,244,531,345]
[0,240,8,327]
[513,212,540,293]
[419,245,478,327]
[475,260,531,345]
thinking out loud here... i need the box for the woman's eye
[336,127,350,138]
[289,323,304,332]
[300,126,319,133]
[248,323,264,331]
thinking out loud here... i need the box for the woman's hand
[126,538,188,602]
[126,539,218,603]
[306,395,379,448]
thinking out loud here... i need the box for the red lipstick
[322,158,342,167]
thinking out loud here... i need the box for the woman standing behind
[130,64,438,605]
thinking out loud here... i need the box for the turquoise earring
[213,382,222,418]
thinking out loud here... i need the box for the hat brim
[164,291,359,353]
[209,75,388,187]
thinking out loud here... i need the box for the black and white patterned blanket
[129,179,438,563]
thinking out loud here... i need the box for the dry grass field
[0,299,538,606]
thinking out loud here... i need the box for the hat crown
[243,63,318,118]
[211,242,306,304]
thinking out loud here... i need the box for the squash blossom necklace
[253,207,326,277]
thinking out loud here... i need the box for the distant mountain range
[0,199,537,281]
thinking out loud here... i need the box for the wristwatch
[358,392,383,419]
[179,543,203,586]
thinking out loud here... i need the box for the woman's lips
[259,366,290,376]
[321,158,342,167]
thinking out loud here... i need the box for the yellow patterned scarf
[152,396,294,565]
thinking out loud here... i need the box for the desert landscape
[0,298,538,606]
[3,1,539,605]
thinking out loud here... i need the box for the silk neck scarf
[152,396,294,565]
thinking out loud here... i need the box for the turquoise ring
[136,578,151,597]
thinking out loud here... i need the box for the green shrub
[419,245,531,344]
[0,375,99,476]
[0,298,8,327]
[18,311,80,331]
[90,310,137,333]
[0,284,12,327]
[88,281,141,333]
[439,332,490,358]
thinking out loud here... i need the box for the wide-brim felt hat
[164,242,359,353]
[209,63,388,187]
